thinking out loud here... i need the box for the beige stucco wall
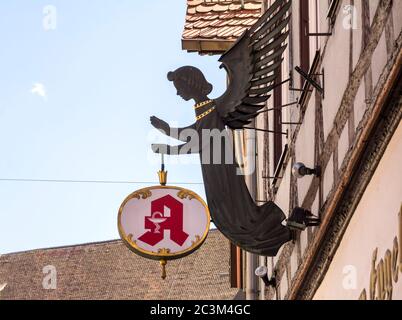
[275,163,291,215]
[321,1,351,141]
[313,121,402,300]
[393,0,402,38]
[294,94,316,203]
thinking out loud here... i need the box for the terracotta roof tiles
[182,0,263,53]
[0,230,237,300]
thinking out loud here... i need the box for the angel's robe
[195,102,291,256]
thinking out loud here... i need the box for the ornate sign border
[117,185,211,261]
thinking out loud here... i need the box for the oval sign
[118,186,210,260]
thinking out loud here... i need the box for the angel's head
[167,66,213,102]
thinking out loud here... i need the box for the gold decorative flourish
[127,234,136,245]
[157,248,171,255]
[177,190,197,200]
[191,235,201,246]
[160,259,167,280]
[158,170,168,186]
[132,190,152,200]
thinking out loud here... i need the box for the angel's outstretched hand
[150,116,169,134]
[151,143,168,154]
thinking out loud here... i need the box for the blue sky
[0,1,225,254]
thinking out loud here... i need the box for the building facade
[182,0,402,300]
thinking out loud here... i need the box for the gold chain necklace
[196,106,216,121]
[194,99,213,110]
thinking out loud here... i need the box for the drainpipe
[244,125,258,300]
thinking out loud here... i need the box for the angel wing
[215,0,291,129]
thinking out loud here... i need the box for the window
[299,0,310,85]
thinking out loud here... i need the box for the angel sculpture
[150,0,319,256]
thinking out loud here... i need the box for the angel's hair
[167,66,213,96]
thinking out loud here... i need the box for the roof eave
[181,38,235,55]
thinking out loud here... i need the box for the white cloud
[31,83,47,101]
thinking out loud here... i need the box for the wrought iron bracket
[230,101,298,123]
[289,87,312,92]
[307,32,332,37]
[281,121,302,125]
[244,127,288,138]
[295,66,325,96]
[262,176,283,180]
[289,71,312,93]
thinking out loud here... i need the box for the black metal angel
[150,0,318,256]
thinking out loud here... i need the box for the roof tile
[196,3,215,13]
[228,3,242,11]
[182,0,263,53]
[209,19,230,27]
[183,28,201,38]
[200,27,219,38]
[187,7,197,14]
[243,18,259,25]
[193,19,215,28]
[187,14,201,22]
[233,25,248,36]
[203,13,220,20]
[185,23,194,30]
[244,2,262,10]
[234,12,260,18]
[212,4,230,12]
[188,0,204,5]
[216,25,235,38]
[218,11,237,20]
[227,19,247,26]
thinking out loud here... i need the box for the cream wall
[321,1,351,141]
[295,94,316,202]
[314,121,402,300]
[393,0,402,38]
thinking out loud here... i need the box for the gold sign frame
[117,185,211,261]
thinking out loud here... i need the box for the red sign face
[118,186,210,260]
[138,195,188,246]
